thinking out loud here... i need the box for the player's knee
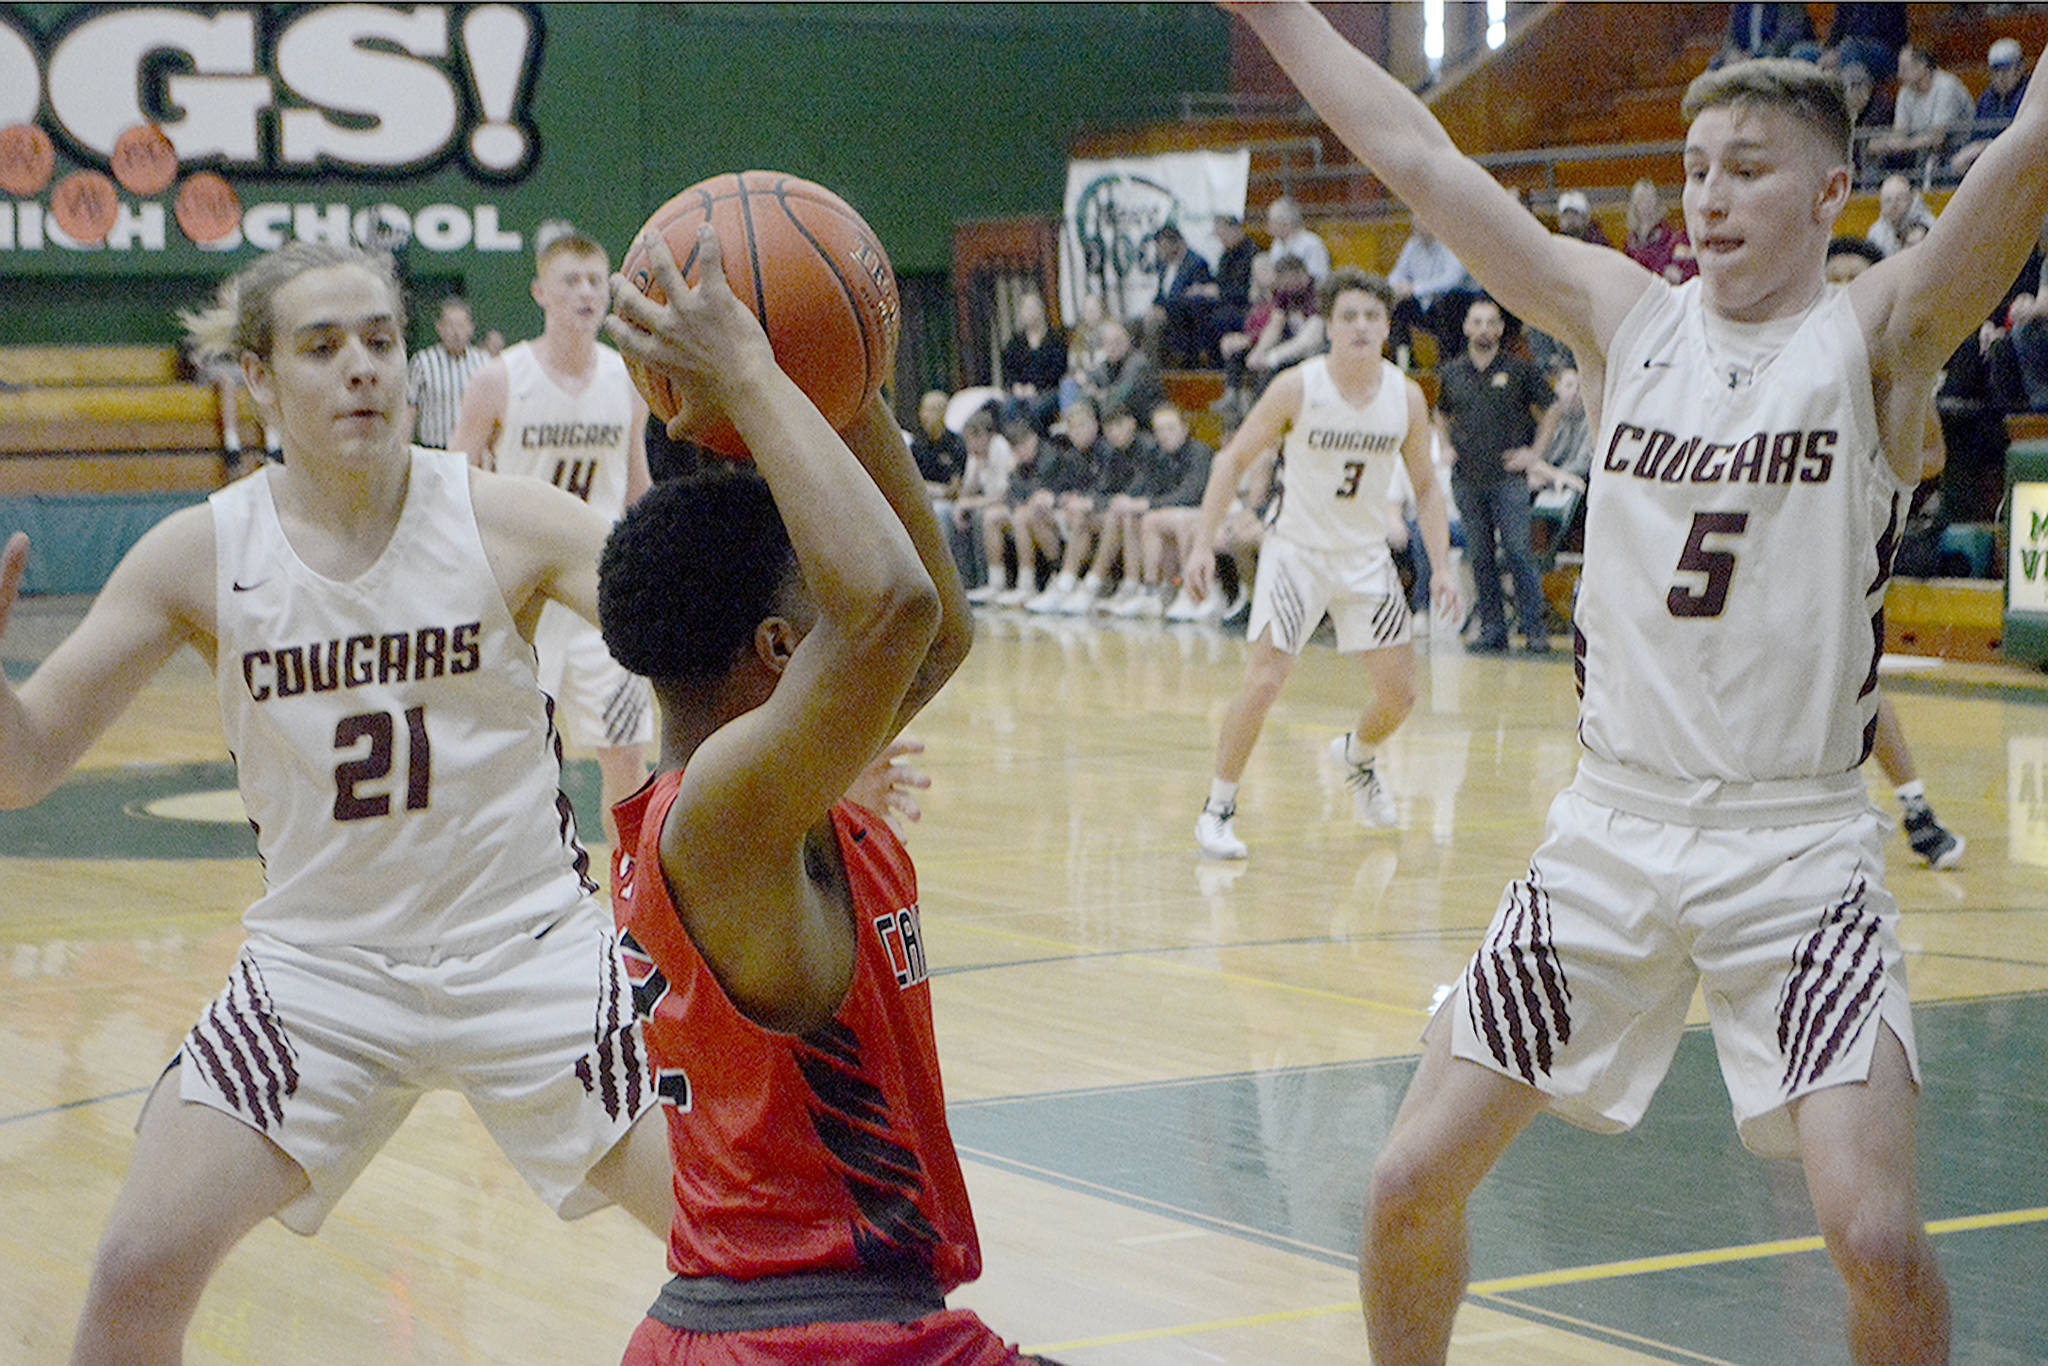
[84,1220,209,1323]
[1818,1190,1933,1295]
[1365,1143,1456,1236]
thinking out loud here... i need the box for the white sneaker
[1108,583,1158,617]
[1195,801,1248,859]
[966,577,1008,604]
[1026,573,1077,613]
[1163,586,1201,621]
[993,582,1035,608]
[1330,734,1397,827]
[1191,590,1228,623]
[1098,579,1144,615]
[1056,577,1102,615]
[1127,585,1168,618]
[1217,589,1249,625]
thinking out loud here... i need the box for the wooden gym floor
[3,595,2044,1364]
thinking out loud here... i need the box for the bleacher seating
[0,344,245,496]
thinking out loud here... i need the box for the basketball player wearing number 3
[0,241,677,1365]
[1226,4,2048,1362]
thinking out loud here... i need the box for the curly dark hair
[598,465,800,686]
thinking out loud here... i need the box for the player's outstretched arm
[1184,366,1300,602]
[1226,1,1649,357]
[0,515,207,809]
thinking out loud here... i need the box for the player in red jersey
[596,226,1053,1363]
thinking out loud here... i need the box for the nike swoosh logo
[231,579,266,592]
[1641,358,1674,369]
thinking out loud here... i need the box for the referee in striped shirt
[408,296,488,449]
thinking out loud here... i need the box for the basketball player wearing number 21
[600,184,1054,1358]
[0,241,677,1365]
[1227,5,2048,1363]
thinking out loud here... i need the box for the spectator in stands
[1058,290,1112,412]
[1622,179,1697,283]
[910,388,966,502]
[406,295,486,450]
[2001,286,2048,412]
[1435,296,1557,654]
[1207,212,1259,357]
[180,332,279,477]
[1109,403,1217,617]
[1721,2,1813,63]
[1261,195,1331,283]
[945,404,1011,593]
[481,327,507,357]
[1212,254,1276,421]
[1824,2,1908,84]
[1094,318,1169,429]
[1143,223,1218,367]
[1869,43,1975,179]
[998,290,1066,435]
[1553,190,1611,247]
[965,409,1053,605]
[993,399,1099,607]
[1388,225,1478,365]
[1515,365,1593,563]
[1951,37,2031,178]
[1868,173,1939,257]
[1051,403,1174,614]
[1838,59,1894,185]
[1029,402,1151,613]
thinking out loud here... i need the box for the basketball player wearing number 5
[1230,5,2048,1362]
[0,242,675,1365]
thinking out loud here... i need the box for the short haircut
[1826,235,1885,268]
[961,406,996,439]
[1154,223,1184,245]
[1681,57,1853,167]
[1319,266,1395,317]
[437,295,473,319]
[597,466,799,687]
[534,218,606,273]
[1271,252,1308,276]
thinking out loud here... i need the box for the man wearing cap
[1554,191,1612,247]
[1953,37,2031,176]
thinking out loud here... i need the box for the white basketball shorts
[1438,787,1918,1159]
[164,900,653,1233]
[534,600,655,750]
[1246,535,1410,656]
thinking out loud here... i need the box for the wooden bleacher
[0,344,248,497]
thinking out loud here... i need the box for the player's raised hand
[606,226,775,435]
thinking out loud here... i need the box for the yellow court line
[1469,1205,2048,1294]
[1024,1207,2048,1354]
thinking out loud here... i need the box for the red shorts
[621,1309,1055,1365]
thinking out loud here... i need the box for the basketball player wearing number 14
[453,221,655,842]
[1231,4,2048,1362]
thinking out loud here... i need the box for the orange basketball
[619,171,898,458]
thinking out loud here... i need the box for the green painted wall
[2,3,1230,351]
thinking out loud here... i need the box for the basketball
[619,171,899,458]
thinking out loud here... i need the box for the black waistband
[646,1268,946,1334]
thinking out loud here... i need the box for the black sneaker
[1902,807,1965,870]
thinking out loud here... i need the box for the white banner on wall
[1059,149,1249,324]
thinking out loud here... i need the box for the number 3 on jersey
[1668,511,1749,618]
[333,706,431,821]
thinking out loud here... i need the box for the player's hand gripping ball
[619,171,899,458]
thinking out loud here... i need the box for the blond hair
[179,243,405,362]
[1681,58,1853,167]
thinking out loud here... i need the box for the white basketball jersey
[492,341,636,519]
[1272,356,1408,553]
[1574,280,1907,822]
[212,449,598,950]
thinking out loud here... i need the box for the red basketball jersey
[611,772,982,1291]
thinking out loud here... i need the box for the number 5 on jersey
[1668,511,1749,619]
